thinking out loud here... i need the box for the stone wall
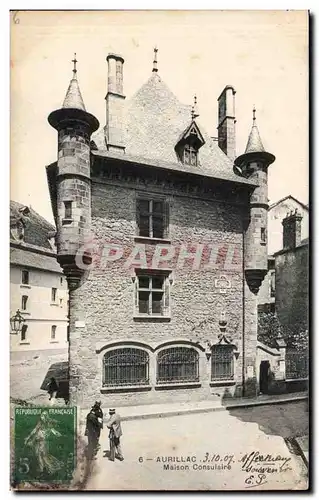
[68,178,246,407]
[275,243,308,336]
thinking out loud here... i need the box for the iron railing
[157,347,199,383]
[286,349,308,379]
[211,345,234,381]
[103,348,149,386]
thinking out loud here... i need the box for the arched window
[103,348,149,387]
[157,347,199,384]
[211,345,234,381]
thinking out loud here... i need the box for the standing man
[93,401,103,428]
[106,409,124,462]
[85,405,102,460]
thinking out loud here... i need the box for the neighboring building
[258,196,308,310]
[46,51,279,406]
[268,195,308,256]
[274,210,309,337]
[10,201,69,351]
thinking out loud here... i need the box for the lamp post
[10,309,25,335]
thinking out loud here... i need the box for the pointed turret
[235,108,275,168]
[244,107,264,153]
[62,54,86,110]
[235,107,276,398]
[48,55,99,289]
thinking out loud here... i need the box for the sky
[10,10,308,223]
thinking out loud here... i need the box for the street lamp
[10,309,25,335]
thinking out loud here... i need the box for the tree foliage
[258,311,308,351]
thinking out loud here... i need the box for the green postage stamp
[14,407,77,485]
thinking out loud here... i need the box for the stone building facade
[10,201,69,352]
[258,195,308,311]
[47,52,276,406]
[274,211,308,337]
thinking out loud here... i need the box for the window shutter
[163,276,170,316]
[164,200,170,239]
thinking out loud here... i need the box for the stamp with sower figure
[13,407,77,485]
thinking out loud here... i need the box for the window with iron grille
[135,273,170,317]
[103,348,149,387]
[286,349,308,379]
[211,345,234,381]
[137,198,168,239]
[157,347,199,384]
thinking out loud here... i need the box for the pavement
[81,408,308,491]
[79,391,308,423]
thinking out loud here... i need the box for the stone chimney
[105,53,125,153]
[282,209,303,249]
[217,86,236,162]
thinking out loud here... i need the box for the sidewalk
[80,391,307,423]
[223,390,308,410]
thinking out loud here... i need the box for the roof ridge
[269,195,309,211]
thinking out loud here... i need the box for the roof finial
[152,46,158,73]
[253,105,256,122]
[72,53,77,79]
[191,94,199,120]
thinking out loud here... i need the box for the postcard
[10,10,309,491]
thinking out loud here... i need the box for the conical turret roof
[62,53,86,111]
[48,54,99,134]
[234,107,275,167]
[63,76,86,111]
[244,116,265,153]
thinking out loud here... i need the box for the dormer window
[184,144,198,167]
[175,121,205,167]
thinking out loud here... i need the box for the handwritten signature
[240,451,292,474]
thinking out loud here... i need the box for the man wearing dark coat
[85,405,102,459]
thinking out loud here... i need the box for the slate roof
[10,246,62,273]
[10,200,55,250]
[92,72,252,186]
[244,120,265,154]
[62,75,86,111]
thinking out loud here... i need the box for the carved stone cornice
[91,159,249,208]
[245,269,268,294]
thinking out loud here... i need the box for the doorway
[259,360,270,394]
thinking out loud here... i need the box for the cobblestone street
[84,405,308,491]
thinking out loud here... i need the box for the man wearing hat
[85,401,104,459]
[106,409,124,461]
